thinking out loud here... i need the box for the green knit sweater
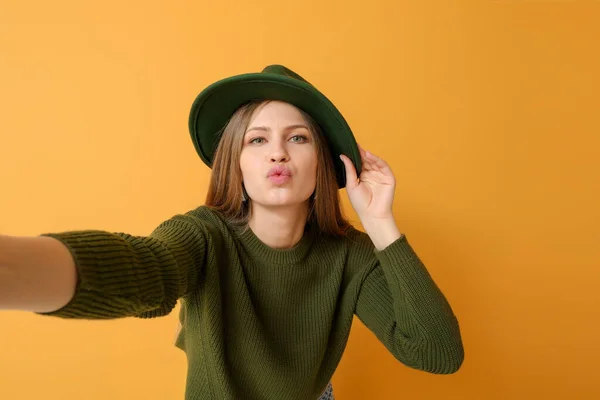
[37,205,463,399]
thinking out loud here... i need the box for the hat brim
[188,72,361,189]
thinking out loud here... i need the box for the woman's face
[239,101,318,207]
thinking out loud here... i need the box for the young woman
[0,65,464,400]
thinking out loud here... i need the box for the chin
[255,196,308,207]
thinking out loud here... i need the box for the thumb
[339,154,358,189]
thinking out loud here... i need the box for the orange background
[1,1,599,399]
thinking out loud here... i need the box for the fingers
[357,144,387,171]
[368,151,390,170]
[357,144,375,170]
[339,154,359,189]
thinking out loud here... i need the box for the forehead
[248,101,306,125]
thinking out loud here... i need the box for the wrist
[362,218,403,251]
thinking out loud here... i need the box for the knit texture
[37,205,464,399]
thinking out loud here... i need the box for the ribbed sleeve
[35,215,208,319]
[353,233,464,374]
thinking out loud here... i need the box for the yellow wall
[1,1,599,399]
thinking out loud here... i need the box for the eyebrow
[245,124,310,134]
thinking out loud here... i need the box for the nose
[269,140,289,163]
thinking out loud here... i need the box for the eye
[290,135,308,143]
[249,137,265,144]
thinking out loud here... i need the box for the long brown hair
[205,100,351,236]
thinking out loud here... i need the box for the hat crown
[261,65,309,84]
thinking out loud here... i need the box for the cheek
[239,156,259,189]
[298,156,318,190]
[309,155,318,178]
[239,154,252,181]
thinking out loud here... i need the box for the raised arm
[339,147,464,374]
[350,228,464,374]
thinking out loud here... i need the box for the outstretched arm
[1,212,209,319]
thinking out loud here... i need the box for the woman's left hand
[339,145,396,224]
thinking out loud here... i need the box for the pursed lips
[267,165,292,178]
[267,165,292,185]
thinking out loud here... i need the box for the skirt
[317,381,335,400]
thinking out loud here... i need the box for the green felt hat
[188,65,361,188]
